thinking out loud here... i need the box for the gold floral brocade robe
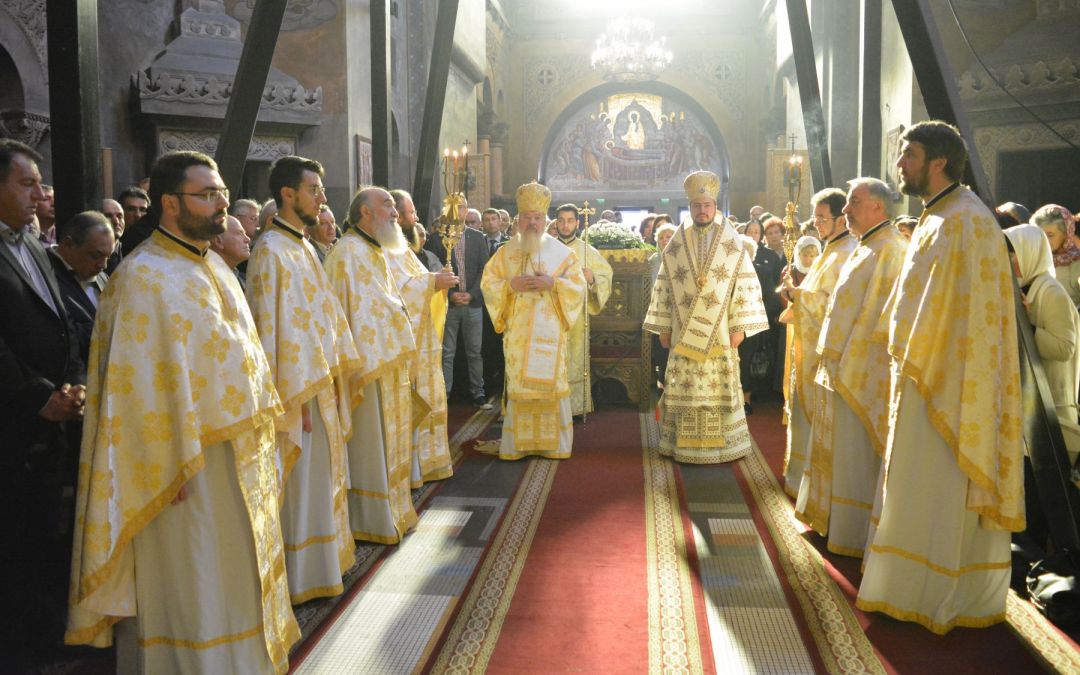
[324,230,420,542]
[800,223,906,534]
[563,237,613,416]
[482,234,586,453]
[644,218,769,462]
[65,231,299,672]
[882,186,1024,531]
[387,248,454,482]
[245,223,363,575]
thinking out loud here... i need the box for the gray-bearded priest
[644,171,768,463]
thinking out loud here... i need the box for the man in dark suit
[48,211,114,364]
[479,208,507,394]
[425,200,491,408]
[0,140,86,668]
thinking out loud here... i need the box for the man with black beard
[67,151,301,672]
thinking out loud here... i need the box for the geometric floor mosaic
[677,441,817,674]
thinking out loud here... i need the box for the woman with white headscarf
[1033,204,1080,307]
[1005,223,1080,463]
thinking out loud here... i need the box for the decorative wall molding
[960,57,1080,101]
[974,120,1080,189]
[0,110,49,148]
[134,70,322,113]
[2,0,47,68]
[157,129,296,162]
[232,0,338,32]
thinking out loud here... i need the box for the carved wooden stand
[590,248,654,411]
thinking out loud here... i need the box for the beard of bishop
[515,229,542,258]
[374,216,408,254]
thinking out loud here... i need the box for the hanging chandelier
[590,18,673,83]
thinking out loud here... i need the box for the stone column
[490,141,504,197]
[478,135,491,206]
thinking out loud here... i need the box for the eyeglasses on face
[300,184,326,196]
[171,188,230,204]
[812,215,836,224]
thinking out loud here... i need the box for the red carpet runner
[481,410,652,672]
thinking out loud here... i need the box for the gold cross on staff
[577,201,596,229]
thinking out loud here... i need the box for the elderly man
[553,203,612,416]
[47,211,114,363]
[306,204,338,263]
[480,207,509,394]
[465,207,482,230]
[101,198,125,273]
[66,150,299,673]
[36,184,56,244]
[793,178,906,558]
[230,198,261,239]
[326,186,421,544]
[209,215,251,288]
[258,198,278,237]
[386,188,459,485]
[498,208,512,236]
[481,182,586,460]
[0,140,85,668]
[644,171,768,463]
[245,155,361,604]
[856,121,1024,633]
[779,188,857,496]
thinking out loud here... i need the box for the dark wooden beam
[859,0,882,176]
[371,0,393,186]
[46,0,102,224]
[412,0,461,226]
[784,0,832,190]
[890,0,993,201]
[214,0,289,194]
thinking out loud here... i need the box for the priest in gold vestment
[481,182,586,459]
[794,178,906,558]
[326,187,424,544]
[66,152,299,674]
[644,171,769,464]
[246,156,363,603]
[856,121,1024,633]
[780,188,858,496]
[387,189,460,484]
[553,203,612,416]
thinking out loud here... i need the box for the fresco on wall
[543,93,725,191]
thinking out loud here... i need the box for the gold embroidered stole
[662,220,745,362]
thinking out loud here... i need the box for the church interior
[3,0,1080,673]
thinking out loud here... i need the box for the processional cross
[577,201,596,424]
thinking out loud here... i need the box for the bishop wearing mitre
[481,182,587,459]
[644,170,769,463]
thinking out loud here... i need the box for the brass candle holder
[438,146,469,270]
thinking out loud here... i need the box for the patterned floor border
[640,413,705,675]
[291,402,501,647]
[739,438,886,675]
[1006,589,1080,673]
[427,457,559,674]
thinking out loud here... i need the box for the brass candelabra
[438,146,469,271]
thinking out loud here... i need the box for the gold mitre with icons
[683,170,720,202]
[516,181,552,214]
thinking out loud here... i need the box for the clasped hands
[40,383,86,422]
[510,273,555,293]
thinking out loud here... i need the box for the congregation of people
[2,115,1078,672]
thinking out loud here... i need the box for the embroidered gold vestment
[644,218,769,462]
[482,234,585,456]
[66,231,298,672]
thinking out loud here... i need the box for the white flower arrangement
[583,220,651,249]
